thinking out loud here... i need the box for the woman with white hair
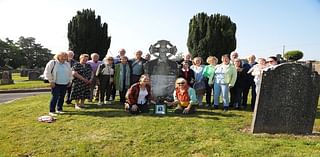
[96,55,115,105]
[44,51,73,116]
[71,54,93,109]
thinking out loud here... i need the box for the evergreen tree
[68,9,111,60]
[187,13,237,62]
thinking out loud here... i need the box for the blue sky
[0,0,319,60]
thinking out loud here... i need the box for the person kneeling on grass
[166,78,198,114]
[125,74,154,114]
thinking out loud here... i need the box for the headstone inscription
[251,63,320,134]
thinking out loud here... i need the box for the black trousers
[242,83,256,110]
[99,75,112,102]
[119,88,128,103]
[65,82,73,104]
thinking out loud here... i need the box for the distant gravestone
[0,65,14,85]
[252,63,320,134]
[144,40,179,101]
[20,69,29,77]
[28,71,41,80]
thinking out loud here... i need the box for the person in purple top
[87,53,103,102]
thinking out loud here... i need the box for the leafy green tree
[68,9,111,60]
[284,50,304,61]
[0,37,52,69]
[187,13,237,62]
[0,38,23,69]
[15,37,52,68]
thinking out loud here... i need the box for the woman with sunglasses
[166,78,198,114]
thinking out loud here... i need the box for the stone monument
[251,63,320,134]
[144,40,179,101]
[0,65,14,85]
[28,71,41,80]
[20,69,29,77]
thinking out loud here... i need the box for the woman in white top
[96,55,115,105]
[190,57,206,106]
[44,52,72,116]
[125,75,154,114]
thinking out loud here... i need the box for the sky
[0,0,319,60]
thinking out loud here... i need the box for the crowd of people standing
[44,49,279,116]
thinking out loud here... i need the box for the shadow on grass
[62,103,243,120]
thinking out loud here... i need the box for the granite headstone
[28,71,41,80]
[144,40,179,101]
[0,65,14,85]
[20,69,29,77]
[252,63,320,134]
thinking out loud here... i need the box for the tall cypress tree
[67,9,111,60]
[187,13,236,62]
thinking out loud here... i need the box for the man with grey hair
[230,51,239,64]
[87,53,103,102]
[65,50,77,104]
[129,50,146,85]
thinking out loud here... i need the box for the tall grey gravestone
[252,63,320,134]
[144,40,179,101]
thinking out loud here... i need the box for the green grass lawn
[0,94,319,157]
[0,73,49,90]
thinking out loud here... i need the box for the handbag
[193,80,206,95]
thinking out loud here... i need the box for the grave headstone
[252,63,320,134]
[20,69,29,77]
[0,65,14,85]
[28,71,41,80]
[144,40,179,101]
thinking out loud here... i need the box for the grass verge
[0,73,49,90]
[0,94,319,157]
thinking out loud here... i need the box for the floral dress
[71,62,92,100]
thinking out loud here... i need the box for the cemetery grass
[0,73,49,90]
[0,95,319,157]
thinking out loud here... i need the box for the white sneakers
[49,111,64,116]
[75,105,82,110]
[105,101,112,105]
[49,112,57,116]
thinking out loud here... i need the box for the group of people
[43,49,279,116]
[172,51,279,113]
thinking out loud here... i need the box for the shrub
[284,50,304,61]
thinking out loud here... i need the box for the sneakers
[56,111,65,114]
[49,112,57,116]
[97,102,104,106]
[75,105,82,110]
[105,101,112,105]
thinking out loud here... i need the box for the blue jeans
[213,83,229,107]
[50,84,68,112]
